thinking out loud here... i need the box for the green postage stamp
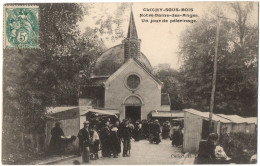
[4,6,39,49]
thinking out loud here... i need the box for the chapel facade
[79,10,171,121]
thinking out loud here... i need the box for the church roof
[132,58,163,85]
[103,57,162,86]
[92,44,153,77]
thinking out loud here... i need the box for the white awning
[46,106,78,114]
[184,109,257,124]
[151,110,184,118]
[80,108,119,116]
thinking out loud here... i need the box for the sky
[78,2,258,70]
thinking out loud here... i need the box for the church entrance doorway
[125,106,141,122]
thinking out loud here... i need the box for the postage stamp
[4,5,39,49]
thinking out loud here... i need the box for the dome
[92,44,152,77]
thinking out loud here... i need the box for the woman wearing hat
[133,121,141,141]
[49,122,64,154]
[99,120,112,157]
[110,120,121,158]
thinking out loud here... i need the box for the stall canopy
[184,109,232,123]
[46,106,120,123]
[80,108,120,117]
[244,117,257,125]
[46,106,79,120]
[217,114,257,124]
[184,109,257,124]
[80,108,120,125]
[148,110,184,118]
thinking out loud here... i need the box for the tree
[83,3,132,42]
[3,3,133,163]
[153,64,183,110]
[178,2,258,116]
[2,3,106,163]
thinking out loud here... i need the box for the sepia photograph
[1,1,258,165]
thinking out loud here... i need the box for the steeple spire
[123,8,141,62]
[127,9,138,38]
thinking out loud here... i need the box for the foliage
[153,64,183,110]
[154,2,257,116]
[178,2,258,116]
[219,132,257,164]
[83,3,132,42]
[2,3,106,164]
[2,3,133,164]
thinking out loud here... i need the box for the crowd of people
[77,118,136,163]
[49,118,184,163]
[49,119,257,164]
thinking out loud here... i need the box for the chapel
[79,10,171,121]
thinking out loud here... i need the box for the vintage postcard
[2,2,258,165]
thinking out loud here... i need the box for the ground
[56,139,187,165]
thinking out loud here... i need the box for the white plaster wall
[104,60,162,120]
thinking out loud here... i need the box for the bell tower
[123,9,141,62]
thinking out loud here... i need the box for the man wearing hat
[133,121,141,141]
[78,121,91,163]
[119,119,132,157]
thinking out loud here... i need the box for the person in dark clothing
[197,133,218,164]
[128,121,135,137]
[141,120,149,139]
[161,121,170,139]
[110,120,121,158]
[148,121,154,142]
[100,120,112,157]
[49,122,65,154]
[133,121,141,141]
[78,121,91,163]
[149,120,161,144]
[119,119,132,157]
[154,120,161,143]
[148,120,153,136]
[171,125,183,146]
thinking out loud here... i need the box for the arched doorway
[124,95,143,122]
